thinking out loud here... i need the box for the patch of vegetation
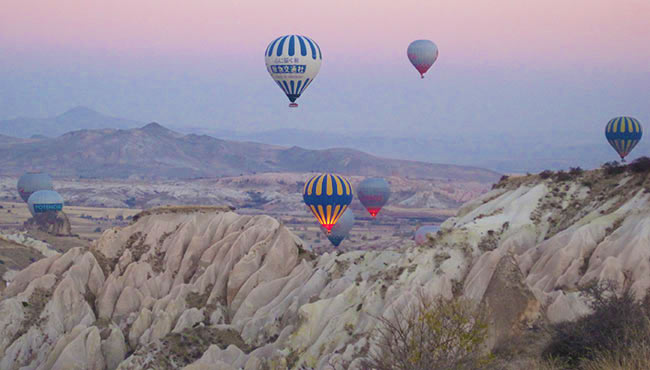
[569,167,584,176]
[364,295,490,370]
[478,230,499,252]
[539,170,554,179]
[601,161,625,176]
[12,287,52,344]
[131,205,234,223]
[297,244,316,263]
[492,175,510,189]
[146,247,166,274]
[89,248,119,277]
[628,156,650,173]
[543,282,650,367]
[126,232,150,262]
[185,285,221,324]
[553,170,572,182]
[147,326,252,369]
[433,252,451,269]
[580,342,650,370]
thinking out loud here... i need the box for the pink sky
[2,0,649,70]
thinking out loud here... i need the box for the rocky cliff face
[0,168,648,369]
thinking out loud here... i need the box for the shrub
[569,167,584,176]
[543,282,650,366]
[580,342,650,370]
[628,156,650,173]
[364,295,490,370]
[539,170,554,179]
[492,175,509,189]
[554,170,571,182]
[601,161,625,176]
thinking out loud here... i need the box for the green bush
[539,170,554,179]
[569,167,584,176]
[628,156,650,173]
[543,282,650,366]
[601,161,625,176]
[364,295,490,370]
[554,170,571,182]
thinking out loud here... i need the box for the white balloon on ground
[27,190,64,217]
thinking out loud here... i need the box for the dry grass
[131,205,234,222]
[580,342,650,370]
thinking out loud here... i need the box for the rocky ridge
[0,167,648,369]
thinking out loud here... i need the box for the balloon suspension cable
[289,103,298,108]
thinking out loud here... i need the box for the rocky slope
[0,166,648,369]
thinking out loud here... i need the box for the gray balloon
[357,178,390,217]
[27,190,64,216]
[326,209,355,247]
[17,172,53,203]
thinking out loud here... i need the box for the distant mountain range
[3,107,638,173]
[0,122,500,182]
[0,106,141,138]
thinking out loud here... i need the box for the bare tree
[363,294,490,370]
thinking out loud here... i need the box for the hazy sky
[1,0,649,137]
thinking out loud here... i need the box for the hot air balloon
[357,178,390,218]
[325,208,355,247]
[265,35,322,108]
[303,173,353,232]
[27,190,64,216]
[407,40,438,78]
[415,225,439,246]
[605,116,643,162]
[17,172,54,203]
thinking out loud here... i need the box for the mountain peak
[141,122,168,132]
[58,106,102,119]
[143,122,163,129]
[140,122,183,138]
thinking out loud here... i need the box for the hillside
[0,122,500,182]
[0,107,142,138]
[1,162,649,368]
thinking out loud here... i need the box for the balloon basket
[289,103,298,108]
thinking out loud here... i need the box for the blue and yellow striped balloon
[605,116,643,161]
[303,173,353,232]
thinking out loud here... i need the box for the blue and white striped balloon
[265,35,322,107]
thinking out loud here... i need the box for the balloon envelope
[357,178,390,217]
[415,225,440,246]
[605,116,642,161]
[17,172,54,203]
[27,190,64,216]
[326,209,355,247]
[265,35,322,107]
[303,173,353,232]
[407,40,438,78]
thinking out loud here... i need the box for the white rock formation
[0,168,648,369]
